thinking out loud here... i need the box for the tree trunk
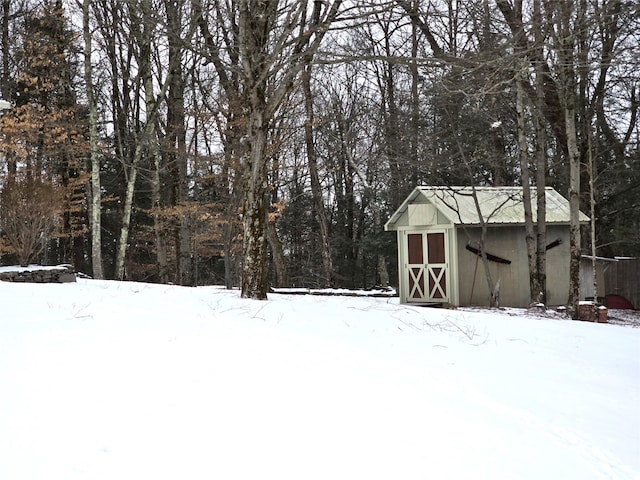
[222,164,240,289]
[114,146,139,280]
[409,3,420,186]
[533,0,547,305]
[472,189,498,307]
[165,0,191,285]
[302,64,332,287]
[82,0,104,279]
[566,107,582,318]
[588,131,597,302]
[1,0,8,98]
[383,37,402,208]
[556,0,582,318]
[374,208,389,288]
[240,106,270,299]
[266,217,287,287]
[151,143,169,283]
[517,76,539,304]
[113,0,179,281]
[115,169,137,280]
[115,0,154,280]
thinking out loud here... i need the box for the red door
[407,232,448,302]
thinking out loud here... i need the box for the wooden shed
[384,186,589,307]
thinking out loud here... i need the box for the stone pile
[0,265,76,283]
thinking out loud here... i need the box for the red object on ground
[605,294,635,310]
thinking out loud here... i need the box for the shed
[384,186,589,307]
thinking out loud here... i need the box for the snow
[1,279,639,480]
[0,264,72,273]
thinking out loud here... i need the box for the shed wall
[391,199,451,229]
[545,227,572,306]
[456,225,571,307]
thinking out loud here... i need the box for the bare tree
[195,0,344,299]
[532,0,548,305]
[516,73,540,304]
[81,0,104,279]
[302,61,333,288]
[0,180,62,266]
[113,0,161,280]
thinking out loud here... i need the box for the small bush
[0,179,62,266]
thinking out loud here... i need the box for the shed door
[406,231,448,302]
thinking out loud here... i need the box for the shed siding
[393,200,452,228]
[544,226,572,306]
[437,210,450,225]
[456,226,527,307]
[408,204,437,225]
[456,225,571,307]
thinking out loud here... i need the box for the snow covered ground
[0,278,638,479]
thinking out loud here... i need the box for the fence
[604,258,640,309]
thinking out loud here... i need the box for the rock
[0,265,76,283]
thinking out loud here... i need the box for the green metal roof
[385,186,589,230]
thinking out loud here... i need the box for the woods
[0,0,638,308]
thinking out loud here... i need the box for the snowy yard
[0,278,638,479]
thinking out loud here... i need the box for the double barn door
[406,231,449,302]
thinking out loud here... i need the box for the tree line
[0,0,637,310]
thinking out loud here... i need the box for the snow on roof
[385,186,589,229]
